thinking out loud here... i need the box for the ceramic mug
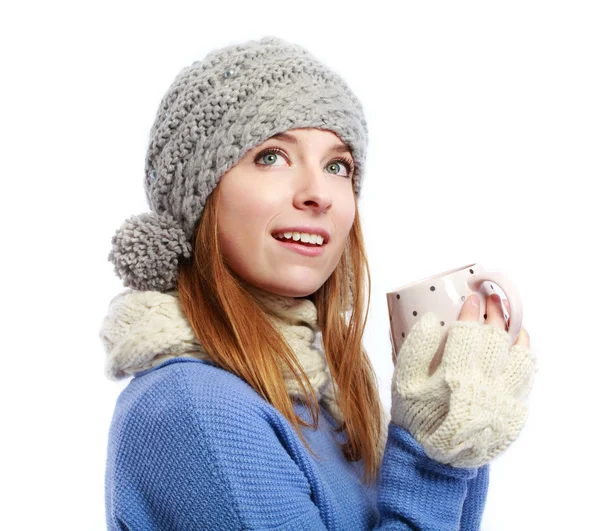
[386,263,523,361]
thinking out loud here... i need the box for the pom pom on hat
[108,212,192,292]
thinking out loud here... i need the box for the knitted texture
[107,212,192,292]
[108,35,369,293]
[98,286,390,463]
[391,311,537,468]
[105,357,490,529]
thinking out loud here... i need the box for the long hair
[177,184,384,486]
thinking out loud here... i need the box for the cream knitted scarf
[99,287,389,463]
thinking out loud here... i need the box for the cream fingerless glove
[391,312,537,468]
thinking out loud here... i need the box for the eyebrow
[270,132,352,155]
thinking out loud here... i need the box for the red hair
[177,184,384,485]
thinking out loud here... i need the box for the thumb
[394,312,443,387]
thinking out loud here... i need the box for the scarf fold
[99,287,389,463]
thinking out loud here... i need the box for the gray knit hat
[108,36,369,292]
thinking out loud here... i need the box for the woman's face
[216,127,357,298]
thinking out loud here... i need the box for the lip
[274,238,325,257]
[271,226,330,244]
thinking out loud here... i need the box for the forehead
[265,129,352,154]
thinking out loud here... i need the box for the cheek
[339,193,357,234]
[217,223,257,278]
[217,183,281,254]
[218,182,254,231]
[329,195,356,261]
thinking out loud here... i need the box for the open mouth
[271,232,327,247]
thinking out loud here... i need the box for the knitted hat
[108,36,369,292]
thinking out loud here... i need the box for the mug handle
[467,272,523,344]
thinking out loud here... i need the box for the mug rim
[387,262,478,294]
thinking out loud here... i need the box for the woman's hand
[390,294,537,468]
[461,293,529,347]
[427,293,530,374]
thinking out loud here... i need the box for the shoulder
[106,360,326,529]
[112,357,275,429]
[107,356,309,486]
[107,357,316,486]
[105,358,303,529]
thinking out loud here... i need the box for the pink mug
[386,263,523,361]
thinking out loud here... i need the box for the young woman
[100,36,536,530]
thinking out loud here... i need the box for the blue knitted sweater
[105,357,489,530]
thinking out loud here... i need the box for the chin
[258,279,324,299]
[269,286,319,298]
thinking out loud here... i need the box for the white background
[2,1,598,529]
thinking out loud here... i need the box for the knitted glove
[391,312,537,468]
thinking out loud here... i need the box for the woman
[100,36,536,530]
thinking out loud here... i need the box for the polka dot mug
[386,263,523,358]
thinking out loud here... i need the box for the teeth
[274,231,325,246]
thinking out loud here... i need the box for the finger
[515,326,530,348]
[485,294,507,331]
[458,294,480,322]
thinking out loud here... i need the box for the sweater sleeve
[373,423,488,530]
[460,464,490,530]
[106,364,488,530]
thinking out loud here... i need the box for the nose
[293,165,333,214]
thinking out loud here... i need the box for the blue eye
[257,149,286,166]
[254,147,355,178]
[327,162,346,176]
